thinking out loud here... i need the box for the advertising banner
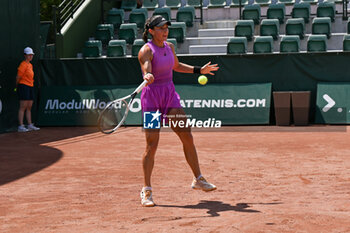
[315,83,350,124]
[37,83,272,126]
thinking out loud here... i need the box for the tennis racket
[98,80,148,134]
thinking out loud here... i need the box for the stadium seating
[107,40,126,57]
[82,40,102,57]
[153,7,171,21]
[260,19,279,40]
[317,2,335,22]
[168,22,186,42]
[187,0,202,8]
[167,38,177,52]
[118,23,138,44]
[208,0,226,8]
[121,0,137,10]
[95,24,114,44]
[165,0,182,8]
[280,35,300,53]
[286,18,305,39]
[307,35,327,52]
[343,34,350,51]
[82,0,347,56]
[292,3,310,23]
[132,39,145,56]
[231,0,248,7]
[129,8,148,28]
[253,36,273,53]
[142,0,159,9]
[106,9,124,29]
[267,4,285,24]
[176,6,195,27]
[227,37,247,54]
[312,17,331,39]
[254,0,271,6]
[235,20,254,41]
[243,4,261,25]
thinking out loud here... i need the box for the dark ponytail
[142,28,148,43]
[143,17,152,43]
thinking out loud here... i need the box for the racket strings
[97,82,146,134]
[98,99,128,133]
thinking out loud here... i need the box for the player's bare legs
[142,129,160,187]
[168,108,201,178]
[18,100,34,132]
[25,100,33,125]
[168,108,216,191]
[140,129,160,207]
[18,101,28,126]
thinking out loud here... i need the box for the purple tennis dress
[141,40,182,118]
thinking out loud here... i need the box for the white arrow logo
[322,94,335,112]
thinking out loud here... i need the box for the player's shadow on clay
[158,200,281,217]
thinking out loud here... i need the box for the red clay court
[1,126,350,232]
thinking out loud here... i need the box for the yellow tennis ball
[198,75,208,85]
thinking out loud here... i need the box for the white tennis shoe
[18,125,28,132]
[140,187,155,207]
[27,124,40,131]
[191,176,217,192]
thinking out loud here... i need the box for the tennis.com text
[180,99,266,108]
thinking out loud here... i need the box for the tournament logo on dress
[143,110,161,129]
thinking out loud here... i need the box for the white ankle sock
[196,175,203,180]
[143,186,152,191]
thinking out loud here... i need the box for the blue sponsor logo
[143,110,161,129]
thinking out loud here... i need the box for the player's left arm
[168,42,219,75]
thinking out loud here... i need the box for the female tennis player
[138,15,219,207]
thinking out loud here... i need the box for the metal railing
[53,0,86,34]
[343,0,349,20]
[200,0,203,24]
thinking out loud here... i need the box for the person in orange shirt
[16,47,40,132]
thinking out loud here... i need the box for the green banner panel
[37,85,142,126]
[315,83,350,124]
[37,83,271,126]
[175,83,272,125]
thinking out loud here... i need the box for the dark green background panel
[0,0,40,133]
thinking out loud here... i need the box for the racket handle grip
[135,80,148,94]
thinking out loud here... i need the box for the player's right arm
[138,44,154,85]
[15,75,21,85]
